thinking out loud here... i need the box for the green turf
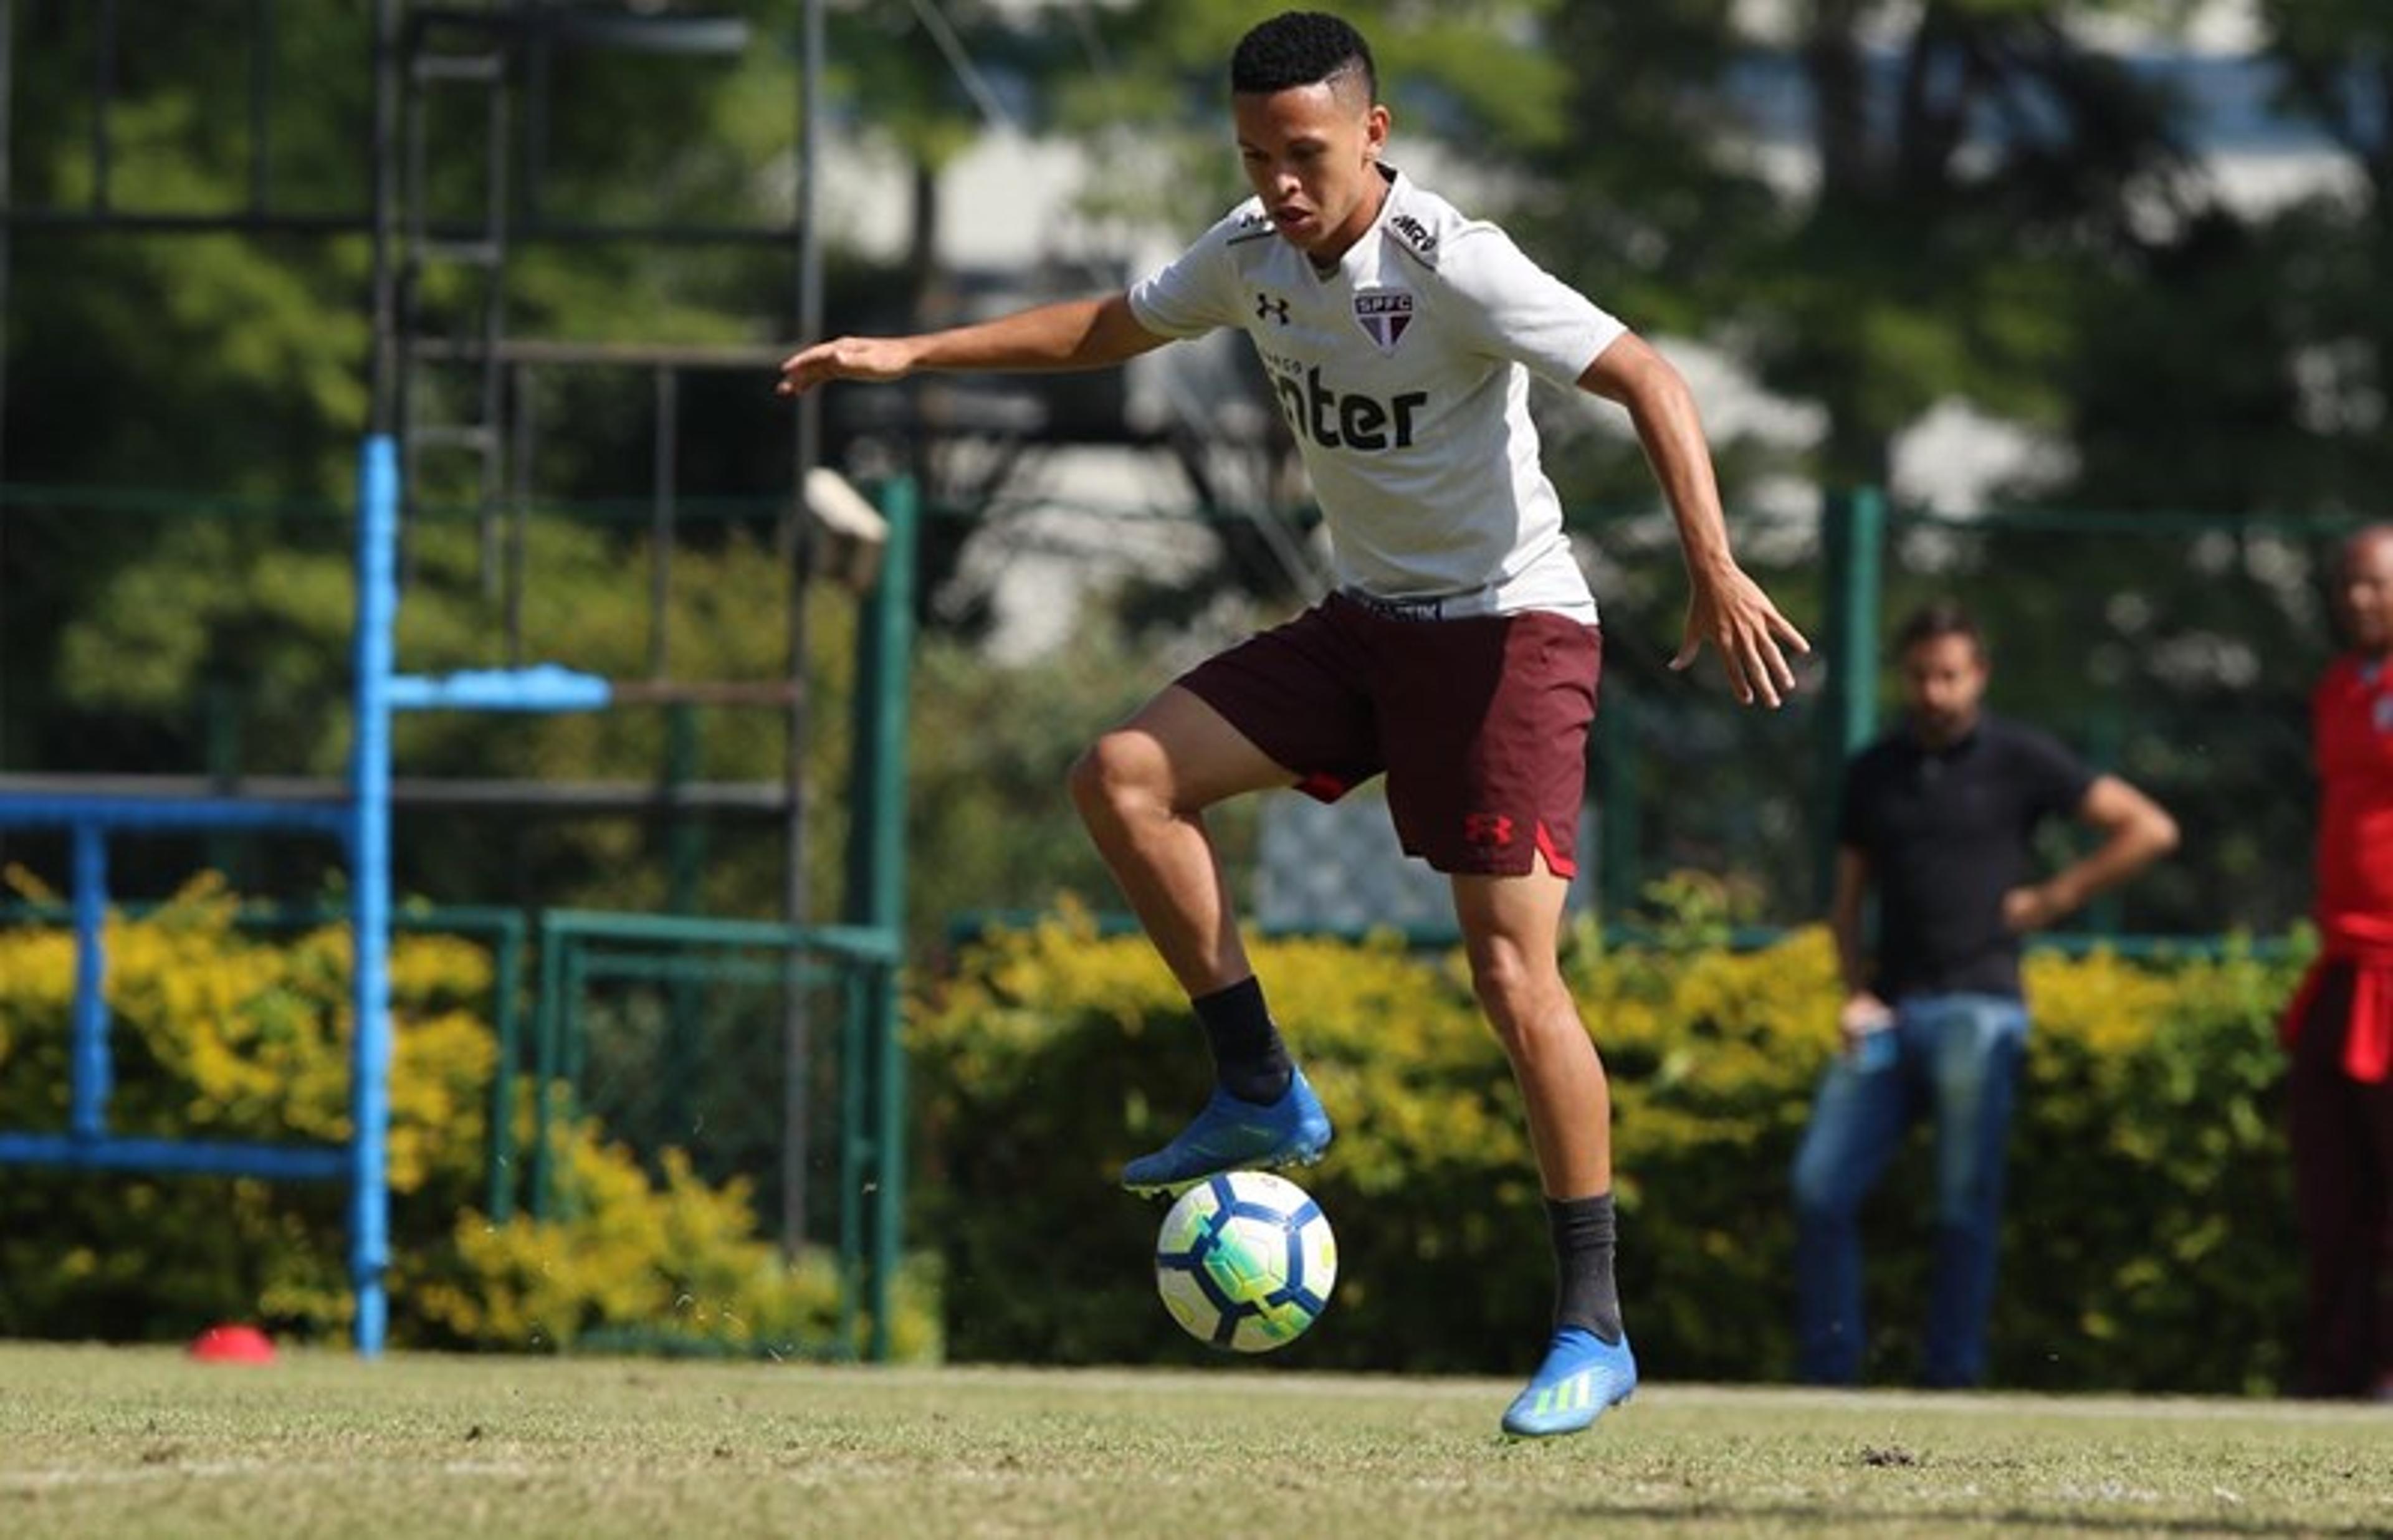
[0,1344,2386,1538]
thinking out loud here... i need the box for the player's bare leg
[1453,861,1612,1194]
[1453,858,1637,1436]
[1069,685,1333,1192]
[1067,685,1286,995]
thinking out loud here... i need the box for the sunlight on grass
[0,1346,2386,1538]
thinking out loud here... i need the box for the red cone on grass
[189,1323,277,1364]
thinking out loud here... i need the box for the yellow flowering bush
[0,876,935,1359]
[911,903,2305,1391]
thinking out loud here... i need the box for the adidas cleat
[1500,1328,1638,1438]
[1120,1067,1333,1196]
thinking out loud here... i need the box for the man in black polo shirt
[1792,600,2179,1387]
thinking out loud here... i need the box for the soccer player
[1796,601,2177,1388]
[2280,526,2393,1401]
[778,9,1807,1436]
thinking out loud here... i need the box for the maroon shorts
[1175,591,1602,877]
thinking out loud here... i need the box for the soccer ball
[1154,1171,1337,1352]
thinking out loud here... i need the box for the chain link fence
[1256,500,2344,938]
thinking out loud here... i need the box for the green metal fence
[0,897,909,1360]
[0,472,923,1359]
[1574,490,2343,934]
[518,908,905,1359]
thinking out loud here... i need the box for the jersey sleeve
[1127,212,1251,340]
[1436,224,1628,389]
[2010,725,2098,823]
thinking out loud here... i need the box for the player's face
[1899,632,1989,745]
[1232,75,1390,262]
[2339,534,2393,656]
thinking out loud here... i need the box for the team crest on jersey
[1353,289,1415,352]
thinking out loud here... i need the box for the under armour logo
[1462,812,1516,848]
[1255,292,1291,325]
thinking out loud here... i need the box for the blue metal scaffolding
[0,435,611,1354]
[0,1,910,1359]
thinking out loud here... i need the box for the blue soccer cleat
[1120,1067,1334,1196]
[1501,1327,1638,1438]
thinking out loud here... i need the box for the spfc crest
[1353,289,1415,352]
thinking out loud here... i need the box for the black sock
[1192,976,1292,1105]
[1547,1192,1623,1344]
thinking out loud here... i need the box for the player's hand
[2002,882,2071,933]
[775,336,920,396]
[1670,564,1811,707]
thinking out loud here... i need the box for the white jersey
[1129,167,1623,621]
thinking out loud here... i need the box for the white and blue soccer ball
[1154,1171,1337,1352]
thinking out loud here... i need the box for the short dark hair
[1230,11,1377,100]
[1896,599,1985,660]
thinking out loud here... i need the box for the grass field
[0,1344,2386,1539]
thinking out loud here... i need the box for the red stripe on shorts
[1535,819,1576,880]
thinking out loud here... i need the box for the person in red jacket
[2283,524,2393,1400]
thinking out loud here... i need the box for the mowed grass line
[0,1344,2386,1539]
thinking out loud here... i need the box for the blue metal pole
[349,432,398,1356]
[67,821,110,1141]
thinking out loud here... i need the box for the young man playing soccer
[778,9,1807,1437]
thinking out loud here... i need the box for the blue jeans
[1790,992,2030,1388]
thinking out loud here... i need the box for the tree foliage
[2,1,2387,937]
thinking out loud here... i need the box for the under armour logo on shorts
[1462,812,1516,848]
[1255,293,1291,325]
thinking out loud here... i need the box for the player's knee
[1066,731,1162,824]
[1466,943,1560,1043]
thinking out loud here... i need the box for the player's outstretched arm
[1577,331,1811,708]
[776,292,1169,397]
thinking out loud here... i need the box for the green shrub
[910,899,2306,1392]
[0,875,938,1359]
